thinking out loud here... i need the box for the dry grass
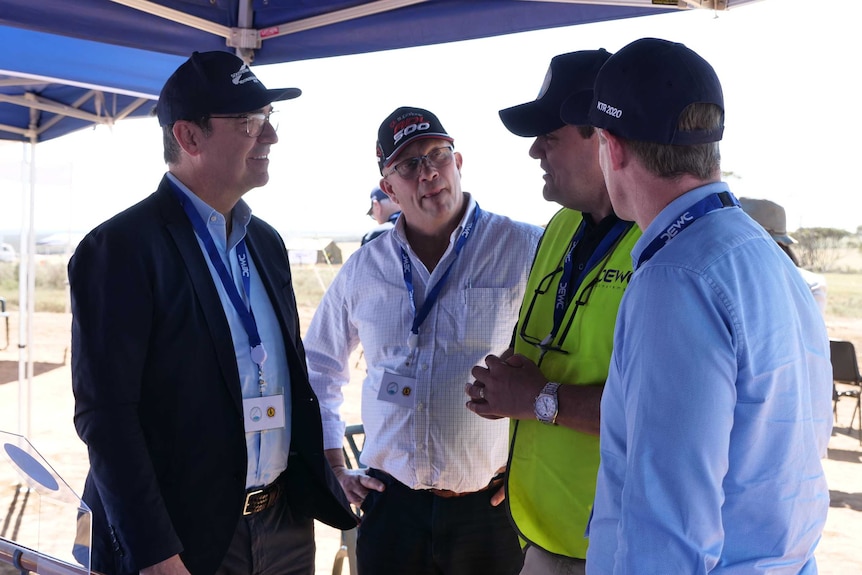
[1,240,860,320]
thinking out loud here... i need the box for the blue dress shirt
[587,183,833,574]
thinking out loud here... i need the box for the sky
[1,0,861,243]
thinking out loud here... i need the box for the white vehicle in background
[0,243,16,263]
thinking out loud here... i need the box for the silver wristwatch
[534,382,560,425]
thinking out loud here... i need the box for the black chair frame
[830,339,862,445]
[332,423,364,575]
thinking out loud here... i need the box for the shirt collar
[631,181,730,268]
[166,172,252,248]
[393,192,476,248]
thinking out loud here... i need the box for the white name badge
[242,394,286,433]
[377,372,417,408]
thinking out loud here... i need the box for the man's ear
[172,121,204,157]
[602,129,626,171]
[379,177,400,205]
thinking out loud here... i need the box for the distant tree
[793,227,850,271]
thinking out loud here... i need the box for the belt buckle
[243,488,264,516]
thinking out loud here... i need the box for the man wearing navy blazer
[69,51,356,575]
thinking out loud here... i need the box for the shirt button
[422,364,429,370]
[210,215,217,222]
[417,402,425,411]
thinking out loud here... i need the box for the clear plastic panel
[0,430,91,575]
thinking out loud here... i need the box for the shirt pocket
[441,287,519,352]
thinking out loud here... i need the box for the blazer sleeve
[70,221,183,568]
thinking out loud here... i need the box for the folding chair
[830,339,862,444]
[332,423,365,575]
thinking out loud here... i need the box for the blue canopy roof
[0,26,184,143]
[0,0,690,65]
[0,0,761,143]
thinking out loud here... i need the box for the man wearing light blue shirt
[585,38,833,574]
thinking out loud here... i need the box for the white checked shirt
[305,194,542,493]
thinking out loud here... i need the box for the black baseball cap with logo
[587,38,724,145]
[376,106,453,174]
[157,50,301,126]
[501,49,611,136]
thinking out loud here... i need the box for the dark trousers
[216,488,314,575]
[357,470,523,575]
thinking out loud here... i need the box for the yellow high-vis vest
[508,208,640,558]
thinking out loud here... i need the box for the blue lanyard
[170,185,268,381]
[637,191,739,268]
[548,218,632,344]
[401,205,481,350]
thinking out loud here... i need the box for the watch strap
[535,382,561,424]
[540,382,561,397]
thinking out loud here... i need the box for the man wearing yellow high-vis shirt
[466,50,641,575]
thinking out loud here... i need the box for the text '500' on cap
[376,106,453,174]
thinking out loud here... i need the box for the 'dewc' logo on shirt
[660,212,694,242]
[597,268,633,287]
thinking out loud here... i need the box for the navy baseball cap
[376,107,453,174]
[367,187,388,216]
[500,49,612,136]
[157,51,301,126]
[588,38,724,145]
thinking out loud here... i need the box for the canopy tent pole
[16,123,36,440]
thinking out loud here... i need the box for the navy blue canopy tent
[0,26,184,143]
[0,0,760,66]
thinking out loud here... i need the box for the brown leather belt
[427,474,505,499]
[242,480,281,515]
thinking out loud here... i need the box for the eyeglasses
[385,146,454,179]
[518,267,603,366]
[209,110,278,138]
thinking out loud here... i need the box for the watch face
[536,395,556,419]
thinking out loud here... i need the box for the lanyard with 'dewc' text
[401,205,481,363]
[549,218,633,344]
[170,184,269,393]
[636,191,739,269]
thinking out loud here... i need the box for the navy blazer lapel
[154,177,244,412]
[244,222,300,355]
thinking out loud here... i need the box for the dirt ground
[0,309,860,573]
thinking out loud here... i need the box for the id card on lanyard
[379,205,480,405]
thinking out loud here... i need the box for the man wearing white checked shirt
[304,106,542,575]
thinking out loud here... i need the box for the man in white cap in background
[361,186,401,245]
[739,197,827,316]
